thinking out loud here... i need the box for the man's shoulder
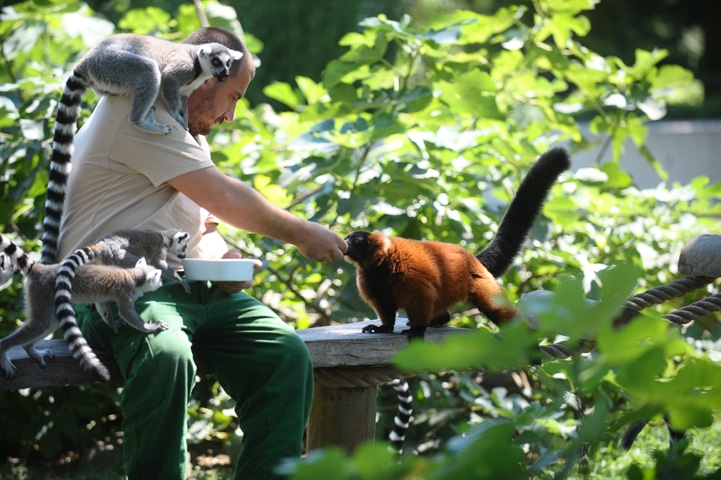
[91,96,179,125]
[88,96,204,150]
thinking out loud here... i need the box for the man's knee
[279,330,312,366]
[121,332,196,415]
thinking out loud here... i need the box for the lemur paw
[142,321,169,333]
[361,323,394,334]
[0,360,17,379]
[28,348,55,368]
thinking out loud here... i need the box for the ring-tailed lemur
[41,34,243,264]
[56,228,190,333]
[387,379,413,454]
[0,235,163,380]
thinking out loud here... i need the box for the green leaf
[578,399,609,442]
[667,406,714,432]
[543,0,598,12]
[530,265,638,344]
[263,82,301,109]
[328,83,357,104]
[551,12,591,44]
[454,8,523,44]
[278,447,351,479]
[599,162,633,189]
[118,7,171,34]
[352,443,416,480]
[597,315,670,365]
[437,70,500,119]
[323,60,362,89]
[617,48,669,81]
[203,1,244,36]
[394,321,540,373]
[295,76,327,105]
[543,195,581,225]
[339,32,388,64]
[430,420,526,479]
[650,65,703,105]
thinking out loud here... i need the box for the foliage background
[0,0,720,478]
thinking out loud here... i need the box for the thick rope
[536,276,716,361]
[664,292,721,325]
[539,342,575,359]
[613,276,714,328]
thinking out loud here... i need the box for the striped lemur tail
[0,235,110,380]
[387,378,414,454]
[53,245,111,379]
[40,71,90,265]
[1,235,35,274]
[477,147,571,277]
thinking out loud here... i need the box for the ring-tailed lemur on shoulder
[41,34,243,264]
[56,228,190,333]
[0,235,163,380]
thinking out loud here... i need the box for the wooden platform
[0,319,470,452]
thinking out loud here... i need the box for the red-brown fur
[346,232,516,338]
[344,147,571,339]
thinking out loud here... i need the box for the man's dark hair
[184,27,250,77]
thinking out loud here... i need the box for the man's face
[187,59,255,136]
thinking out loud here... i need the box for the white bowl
[182,258,256,281]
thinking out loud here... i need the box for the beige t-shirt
[57,95,216,269]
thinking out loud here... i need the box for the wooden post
[306,383,377,453]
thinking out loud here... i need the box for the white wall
[570,120,721,189]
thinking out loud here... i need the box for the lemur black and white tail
[387,379,414,454]
[477,147,571,278]
[0,235,110,380]
[54,246,110,380]
[1,235,36,276]
[41,71,90,265]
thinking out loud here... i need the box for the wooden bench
[0,319,469,452]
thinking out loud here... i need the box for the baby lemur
[344,147,571,339]
[41,33,243,264]
[0,235,163,380]
[56,228,190,334]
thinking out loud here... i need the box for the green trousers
[78,280,314,480]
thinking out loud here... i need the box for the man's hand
[295,222,348,264]
[211,249,263,294]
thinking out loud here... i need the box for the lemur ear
[199,45,212,56]
[135,257,147,267]
[231,50,243,61]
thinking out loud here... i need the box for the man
[56,26,347,479]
